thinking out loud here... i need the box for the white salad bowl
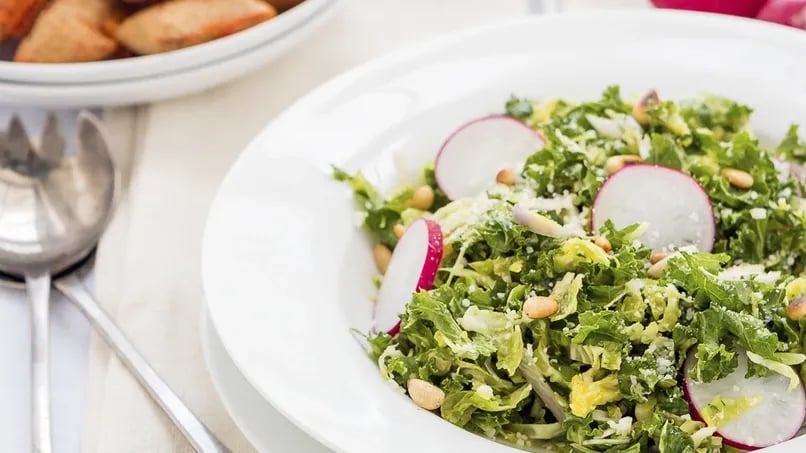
[202,10,806,453]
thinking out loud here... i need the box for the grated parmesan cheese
[749,208,767,219]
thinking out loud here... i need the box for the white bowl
[0,0,337,107]
[201,309,330,452]
[202,10,806,453]
[0,0,333,84]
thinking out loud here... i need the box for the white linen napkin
[81,1,534,451]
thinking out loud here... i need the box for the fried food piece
[116,0,277,55]
[0,0,49,40]
[268,0,305,11]
[14,0,120,63]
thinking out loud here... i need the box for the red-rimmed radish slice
[591,164,715,252]
[683,349,806,450]
[435,115,545,200]
[374,218,443,335]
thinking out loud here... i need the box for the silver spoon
[0,113,229,453]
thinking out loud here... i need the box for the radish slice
[374,218,443,335]
[591,164,715,252]
[683,349,806,450]
[435,115,545,200]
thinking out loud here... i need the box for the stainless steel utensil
[0,113,112,453]
[0,113,229,453]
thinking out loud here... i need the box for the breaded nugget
[268,0,305,12]
[53,0,119,27]
[116,0,277,55]
[0,0,49,40]
[14,0,120,63]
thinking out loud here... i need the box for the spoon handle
[53,275,230,453]
[26,272,53,453]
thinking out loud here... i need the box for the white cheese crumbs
[656,358,673,378]
[756,271,781,285]
[461,298,471,307]
[516,192,575,213]
[721,208,734,218]
[749,208,767,219]
[749,191,759,200]
[718,264,764,281]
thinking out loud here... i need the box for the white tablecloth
[0,1,649,452]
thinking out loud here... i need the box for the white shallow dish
[0,0,336,107]
[0,0,332,84]
[202,10,806,453]
[200,310,330,452]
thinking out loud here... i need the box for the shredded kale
[336,87,806,452]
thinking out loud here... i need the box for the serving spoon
[0,113,229,452]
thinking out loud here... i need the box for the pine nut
[406,185,435,210]
[650,251,669,265]
[393,224,406,239]
[632,89,659,126]
[787,297,806,321]
[407,378,445,410]
[496,168,516,186]
[373,244,392,274]
[721,168,754,189]
[594,236,612,253]
[605,155,643,175]
[647,257,669,279]
[523,296,559,319]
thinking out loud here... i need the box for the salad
[334,87,806,452]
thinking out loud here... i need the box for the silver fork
[1,114,65,453]
[1,114,230,453]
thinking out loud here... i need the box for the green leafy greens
[337,87,806,452]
